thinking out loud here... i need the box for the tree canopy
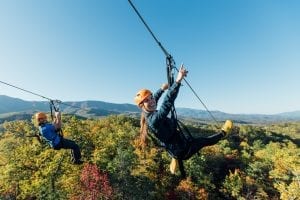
[0,115,299,199]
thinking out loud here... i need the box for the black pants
[54,138,81,163]
[182,132,224,160]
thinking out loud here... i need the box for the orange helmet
[134,89,152,107]
[35,112,47,122]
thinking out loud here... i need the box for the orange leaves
[165,178,209,200]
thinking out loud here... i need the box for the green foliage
[0,117,299,199]
[222,169,244,198]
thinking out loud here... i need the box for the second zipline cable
[0,80,86,111]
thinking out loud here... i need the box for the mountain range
[0,95,300,124]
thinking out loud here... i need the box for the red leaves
[80,163,113,200]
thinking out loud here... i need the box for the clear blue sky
[0,0,299,114]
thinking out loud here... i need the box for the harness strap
[176,120,194,142]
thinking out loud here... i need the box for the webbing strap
[176,120,194,142]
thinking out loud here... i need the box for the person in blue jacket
[134,65,233,174]
[35,111,83,164]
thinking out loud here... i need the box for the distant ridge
[0,95,139,119]
[0,95,43,113]
[176,108,300,123]
[0,95,300,123]
[277,110,300,118]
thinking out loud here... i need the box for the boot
[222,120,233,136]
[170,158,178,174]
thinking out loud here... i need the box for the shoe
[222,120,233,136]
[170,158,178,174]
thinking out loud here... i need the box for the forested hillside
[0,95,139,119]
[0,115,299,199]
[1,95,300,124]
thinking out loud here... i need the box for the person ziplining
[35,102,83,165]
[134,65,233,176]
[128,0,236,177]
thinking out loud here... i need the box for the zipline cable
[174,68,219,123]
[128,0,170,58]
[0,80,52,101]
[128,0,219,124]
[0,80,88,111]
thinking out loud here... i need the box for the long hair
[139,111,148,147]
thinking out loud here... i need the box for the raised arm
[153,83,169,102]
[53,111,62,131]
[155,65,188,119]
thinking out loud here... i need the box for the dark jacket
[145,82,188,159]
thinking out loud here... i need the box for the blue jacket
[145,82,188,159]
[38,123,61,148]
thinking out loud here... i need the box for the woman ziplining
[134,65,233,176]
[128,0,235,177]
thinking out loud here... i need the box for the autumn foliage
[77,163,113,200]
[0,115,299,199]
